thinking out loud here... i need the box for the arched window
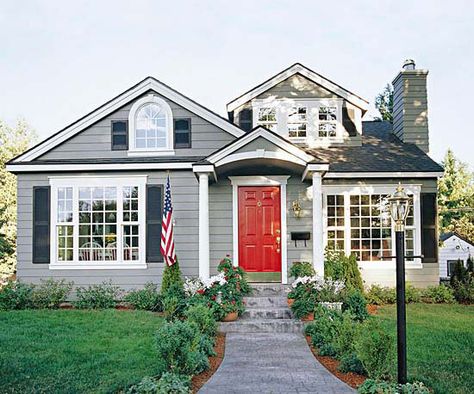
[129,95,174,154]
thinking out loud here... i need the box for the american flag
[160,175,176,266]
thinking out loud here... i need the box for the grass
[376,304,474,394]
[0,309,164,393]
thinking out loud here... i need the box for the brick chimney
[392,59,430,153]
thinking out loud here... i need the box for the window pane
[175,131,190,145]
[57,225,73,261]
[135,103,168,149]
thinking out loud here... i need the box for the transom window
[50,177,146,268]
[128,95,174,154]
[257,107,277,131]
[318,106,337,137]
[325,188,420,265]
[288,106,307,138]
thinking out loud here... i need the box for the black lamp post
[388,185,410,385]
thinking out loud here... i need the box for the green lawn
[376,304,474,394]
[0,310,164,393]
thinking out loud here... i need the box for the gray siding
[39,91,236,160]
[17,170,199,290]
[392,70,429,153]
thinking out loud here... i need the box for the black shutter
[342,106,358,137]
[33,186,50,263]
[421,193,438,263]
[146,185,163,263]
[111,120,128,150]
[239,108,253,131]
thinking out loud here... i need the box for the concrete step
[241,307,293,320]
[249,283,291,297]
[243,296,288,308]
[219,319,304,333]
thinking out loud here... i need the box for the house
[439,232,473,280]
[6,60,443,289]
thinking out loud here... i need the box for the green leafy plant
[405,283,422,303]
[358,379,431,394]
[450,258,474,303]
[217,256,251,295]
[342,289,369,322]
[161,261,184,296]
[291,291,317,319]
[339,352,365,375]
[304,306,342,348]
[325,248,363,292]
[74,281,122,309]
[289,261,315,279]
[31,278,73,309]
[421,284,455,304]
[127,373,191,394]
[184,304,217,339]
[155,320,209,375]
[355,319,395,380]
[366,285,397,305]
[0,280,34,310]
[124,282,163,311]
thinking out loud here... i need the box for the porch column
[312,172,324,275]
[198,173,210,280]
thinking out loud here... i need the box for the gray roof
[440,232,474,246]
[305,121,444,173]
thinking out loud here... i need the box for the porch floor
[198,332,355,394]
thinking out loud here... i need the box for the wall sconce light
[292,200,302,218]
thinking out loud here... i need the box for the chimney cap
[402,59,416,70]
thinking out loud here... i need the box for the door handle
[276,236,281,253]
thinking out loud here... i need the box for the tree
[0,119,37,279]
[374,84,394,123]
[438,149,474,242]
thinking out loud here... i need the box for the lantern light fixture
[388,184,410,231]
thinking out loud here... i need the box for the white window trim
[128,94,175,156]
[229,176,289,284]
[251,98,344,146]
[322,184,423,270]
[49,175,147,270]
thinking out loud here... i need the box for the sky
[1,0,473,169]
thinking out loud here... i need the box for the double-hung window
[50,176,147,269]
[288,106,307,138]
[324,186,421,267]
[318,106,338,137]
[257,107,277,131]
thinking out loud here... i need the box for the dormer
[227,63,369,147]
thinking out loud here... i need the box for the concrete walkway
[199,333,355,394]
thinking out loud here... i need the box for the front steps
[219,284,305,333]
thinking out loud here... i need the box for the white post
[198,173,210,280]
[312,172,324,276]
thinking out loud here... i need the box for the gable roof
[226,63,369,113]
[12,76,245,163]
[204,126,316,167]
[440,232,474,247]
[307,121,444,176]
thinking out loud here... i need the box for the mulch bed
[305,336,366,389]
[367,304,379,315]
[191,332,226,393]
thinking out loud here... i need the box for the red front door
[238,186,281,273]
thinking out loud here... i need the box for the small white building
[439,232,473,280]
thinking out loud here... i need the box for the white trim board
[324,172,444,178]
[206,126,314,165]
[6,162,193,173]
[229,176,289,284]
[227,63,369,113]
[13,77,245,163]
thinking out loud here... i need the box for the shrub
[342,289,369,322]
[161,261,184,296]
[289,261,315,279]
[0,280,34,310]
[339,352,365,375]
[421,284,455,304]
[333,312,360,357]
[366,285,396,305]
[355,319,395,380]
[291,292,317,319]
[155,320,208,375]
[127,373,191,394]
[449,259,474,303]
[451,280,474,304]
[124,283,163,311]
[325,249,363,292]
[405,283,422,303]
[357,379,431,394]
[305,306,342,348]
[30,278,73,309]
[74,281,122,309]
[184,304,217,338]
[217,256,251,295]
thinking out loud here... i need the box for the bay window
[50,176,147,269]
[324,186,421,267]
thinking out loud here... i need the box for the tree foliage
[374,84,394,123]
[438,149,474,242]
[0,120,36,279]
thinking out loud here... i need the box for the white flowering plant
[289,275,345,302]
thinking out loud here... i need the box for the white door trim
[229,175,289,284]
